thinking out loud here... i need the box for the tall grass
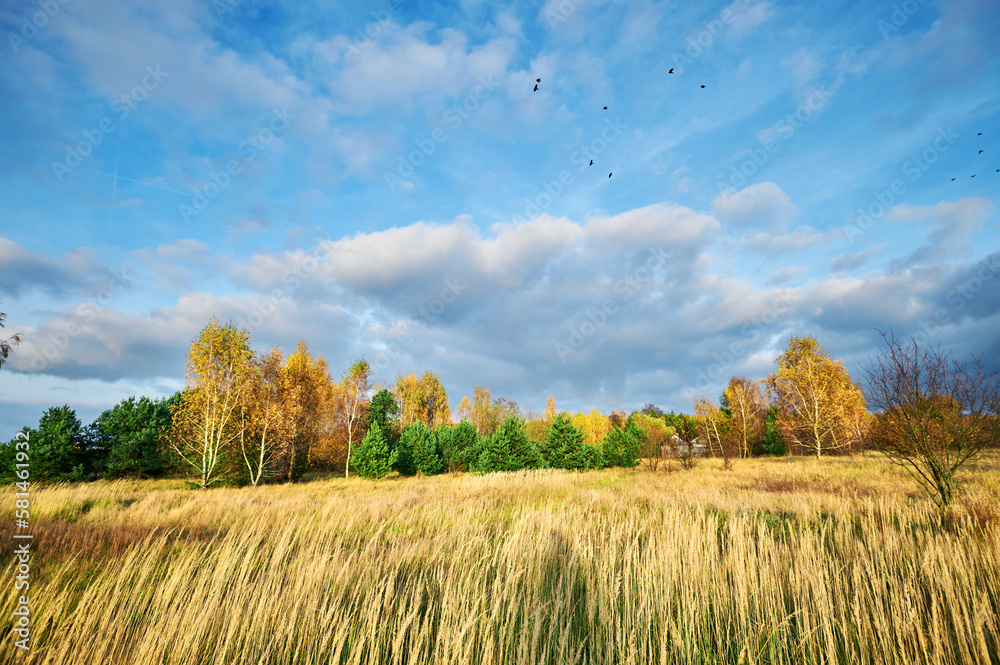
[2,456,999,664]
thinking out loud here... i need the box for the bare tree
[862,331,1000,508]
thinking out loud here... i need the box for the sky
[1,0,999,434]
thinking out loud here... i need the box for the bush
[474,416,542,473]
[350,423,396,479]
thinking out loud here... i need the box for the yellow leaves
[570,409,610,446]
[393,371,451,429]
[544,395,557,422]
[723,376,767,457]
[456,395,473,423]
[765,335,867,456]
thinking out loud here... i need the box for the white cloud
[584,203,719,249]
[0,238,120,299]
[726,1,772,38]
[325,25,515,110]
[741,225,840,253]
[830,245,883,272]
[712,182,800,230]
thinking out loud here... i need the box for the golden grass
[2,455,999,664]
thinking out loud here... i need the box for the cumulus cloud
[712,182,800,230]
[887,198,996,268]
[0,238,123,300]
[584,203,720,249]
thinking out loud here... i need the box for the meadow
[2,455,999,664]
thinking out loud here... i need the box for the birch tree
[765,335,867,457]
[723,376,767,457]
[340,358,371,478]
[169,318,254,489]
[239,347,284,487]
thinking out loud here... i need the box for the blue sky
[1,0,999,433]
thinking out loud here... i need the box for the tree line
[1,315,997,507]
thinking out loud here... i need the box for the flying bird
[980,150,984,154]
[589,159,593,166]
[603,106,607,109]
[536,78,541,82]
[951,178,956,181]
[533,84,538,92]
[978,132,982,135]
[700,84,706,88]
[971,174,976,178]
[608,172,612,178]
[668,68,674,74]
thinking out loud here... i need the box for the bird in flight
[971,174,976,178]
[951,178,956,181]
[700,85,706,88]
[980,150,984,154]
[608,172,612,178]
[533,83,538,92]
[589,159,593,166]
[668,68,674,74]
[603,106,607,109]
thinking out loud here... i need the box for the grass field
[2,455,999,664]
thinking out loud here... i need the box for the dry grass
[2,455,999,664]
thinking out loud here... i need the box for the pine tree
[350,422,396,479]
[475,416,542,473]
[539,412,584,469]
[404,422,442,476]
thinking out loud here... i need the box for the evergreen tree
[350,422,396,479]
[602,423,646,468]
[539,412,584,469]
[761,404,788,456]
[34,405,87,481]
[89,394,180,478]
[474,416,542,473]
[402,422,442,476]
[438,419,479,472]
[565,441,605,471]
